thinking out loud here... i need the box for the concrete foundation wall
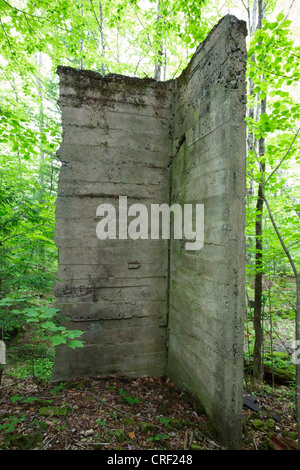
[52,15,247,448]
[53,70,173,379]
[167,16,247,449]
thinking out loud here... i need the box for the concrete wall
[52,15,247,448]
[53,69,173,379]
[167,15,247,449]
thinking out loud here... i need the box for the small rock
[84,429,94,436]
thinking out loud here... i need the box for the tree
[246,7,300,442]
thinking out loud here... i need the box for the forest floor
[0,373,298,451]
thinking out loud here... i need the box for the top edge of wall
[176,14,247,84]
[195,14,247,58]
[56,14,247,89]
[56,66,174,89]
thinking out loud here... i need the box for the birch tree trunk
[154,0,163,81]
[99,1,106,76]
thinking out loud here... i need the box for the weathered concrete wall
[167,16,247,449]
[53,70,173,379]
[53,15,247,448]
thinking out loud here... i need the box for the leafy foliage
[245,9,300,387]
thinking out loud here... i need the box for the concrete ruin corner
[52,15,248,449]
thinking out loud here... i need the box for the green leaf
[277,12,285,22]
[67,340,84,349]
[260,92,266,101]
[51,335,67,346]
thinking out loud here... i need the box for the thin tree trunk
[252,0,266,389]
[89,0,105,74]
[252,0,257,32]
[163,49,167,81]
[154,0,163,81]
[253,163,265,387]
[154,43,163,81]
[116,26,120,64]
[80,3,84,70]
[99,2,106,76]
[253,93,266,387]
[35,52,46,273]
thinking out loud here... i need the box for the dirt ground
[0,374,298,451]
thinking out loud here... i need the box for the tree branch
[262,189,298,278]
[264,129,300,186]
[1,0,71,31]
[240,0,249,14]
[284,0,296,20]
[0,18,12,53]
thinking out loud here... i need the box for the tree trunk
[252,0,266,389]
[253,168,264,387]
[35,52,46,274]
[80,3,84,70]
[99,1,106,76]
[154,0,163,81]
